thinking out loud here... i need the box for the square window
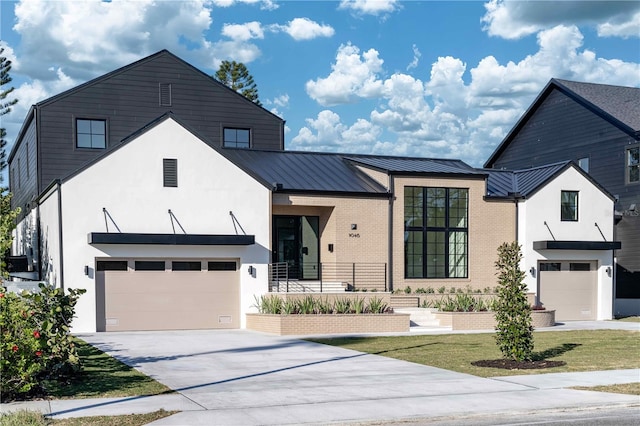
[561,191,578,222]
[76,119,106,149]
[223,128,250,148]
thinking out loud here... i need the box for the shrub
[0,283,86,401]
[426,287,435,294]
[437,286,446,294]
[404,286,412,294]
[493,242,533,362]
[415,288,426,294]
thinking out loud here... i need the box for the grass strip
[308,330,640,377]
[571,382,640,396]
[42,338,172,399]
[0,409,176,426]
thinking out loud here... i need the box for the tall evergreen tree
[0,47,20,277]
[214,60,261,106]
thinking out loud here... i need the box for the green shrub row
[0,283,86,401]
[422,293,496,312]
[254,295,392,315]
[392,285,498,295]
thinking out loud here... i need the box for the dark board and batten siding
[491,89,639,210]
[10,118,38,215]
[36,53,284,192]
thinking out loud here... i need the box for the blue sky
[1,0,639,168]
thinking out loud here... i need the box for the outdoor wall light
[529,266,536,277]
[84,265,89,276]
[606,266,612,277]
[248,266,255,275]
[328,243,334,252]
[351,224,357,230]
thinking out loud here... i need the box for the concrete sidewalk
[1,322,638,425]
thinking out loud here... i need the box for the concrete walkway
[1,321,638,425]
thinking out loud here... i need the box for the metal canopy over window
[533,240,621,250]
[88,233,255,246]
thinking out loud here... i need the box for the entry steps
[270,281,346,293]
[393,307,441,327]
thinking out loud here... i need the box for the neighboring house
[6,52,619,332]
[484,79,640,316]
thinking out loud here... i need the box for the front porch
[268,262,388,292]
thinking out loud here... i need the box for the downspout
[57,181,64,291]
[36,202,42,281]
[387,174,394,292]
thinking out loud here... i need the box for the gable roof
[483,161,614,201]
[8,49,283,163]
[484,78,640,168]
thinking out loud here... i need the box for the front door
[273,216,319,279]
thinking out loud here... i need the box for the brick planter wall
[246,313,410,335]
[433,310,555,330]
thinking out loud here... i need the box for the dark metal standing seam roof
[220,150,390,194]
[345,156,481,175]
[483,162,571,198]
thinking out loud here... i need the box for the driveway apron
[80,330,639,425]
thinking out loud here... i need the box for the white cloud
[212,0,278,11]
[338,0,400,16]
[297,28,639,166]
[482,0,640,39]
[272,18,335,41]
[305,43,385,106]
[406,44,421,71]
[222,22,264,41]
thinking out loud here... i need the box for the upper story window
[76,119,106,149]
[627,146,639,184]
[577,157,589,173]
[163,158,178,187]
[404,187,468,279]
[561,190,578,222]
[223,128,250,149]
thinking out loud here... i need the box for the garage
[95,259,240,332]
[538,261,597,321]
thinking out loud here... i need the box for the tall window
[404,187,468,279]
[76,119,106,149]
[223,128,250,148]
[561,191,578,221]
[628,146,639,183]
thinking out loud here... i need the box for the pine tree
[214,60,261,106]
[1,48,19,174]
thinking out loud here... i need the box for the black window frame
[96,260,128,271]
[76,118,107,149]
[172,261,202,271]
[561,190,579,222]
[404,186,469,279]
[223,127,251,149]
[134,261,166,271]
[207,261,237,271]
[627,145,639,184]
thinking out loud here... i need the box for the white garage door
[96,259,240,332]
[538,261,597,321]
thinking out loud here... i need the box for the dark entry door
[273,216,319,279]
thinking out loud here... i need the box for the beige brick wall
[277,293,391,305]
[273,194,389,289]
[246,313,410,335]
[433,310,556,330]
[392,177,515,292]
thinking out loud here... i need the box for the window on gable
[577,157,589,173]
[404,187,468,279]
[159,83,172,106]
[223,128,250,149]
[628,146,639,183]
[76,119,106,149]
[163,158,178,187]
[561,191,578,222]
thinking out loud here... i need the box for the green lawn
[308,330,640,377]
[615,316,640,322]
[572,382,640,396]
[0,409,176,426]
[42,338,172,399]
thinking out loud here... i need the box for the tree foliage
[493,241,533,361]
[214,60,261,106]
[0,47,20,277]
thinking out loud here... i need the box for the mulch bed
[471,359,566,370]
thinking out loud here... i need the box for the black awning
[533,240,621,251]
[88,232,255,246]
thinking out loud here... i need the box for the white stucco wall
[59,118,271,332]
[518,166,615,320]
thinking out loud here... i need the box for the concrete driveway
[79,329,639,425]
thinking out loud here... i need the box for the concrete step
[394,307,441,327]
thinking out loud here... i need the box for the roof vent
[159,83,172,106]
